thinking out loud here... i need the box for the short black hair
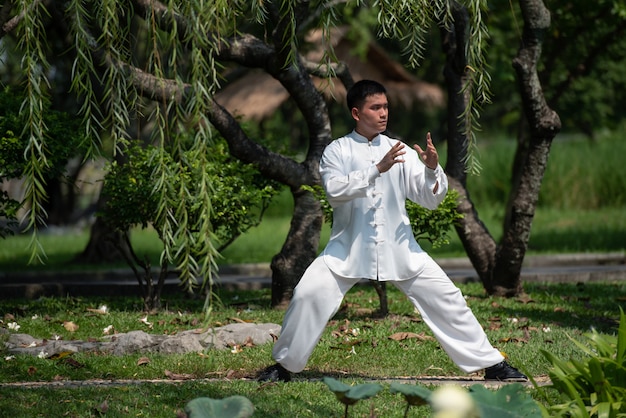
[346,79,387,111]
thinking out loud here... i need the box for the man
[258,79,527,383]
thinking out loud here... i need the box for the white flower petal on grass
[37,350,48,359]
[5,355,15,361]
[103,325,114,335]
[7,322,20,331]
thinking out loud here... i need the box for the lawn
[1,279,625,417]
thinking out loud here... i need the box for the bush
[100,138,280,309]
[538,309,626,417]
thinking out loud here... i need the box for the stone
[4,323,282,357]
[201,323,281,350]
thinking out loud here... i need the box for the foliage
[391,382,541,417]
[538,308,626,417]
[407,189,464,248]
[319,379,541,418]
[323,377,383,417]
[101,139,280,295]
[303,185,463,249]
[0,87,88,243]
[0,191,19,239]
[484,0,626,137]
[3,0,494,295]
[184,396,254,418]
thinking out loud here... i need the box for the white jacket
[319,131,448,281]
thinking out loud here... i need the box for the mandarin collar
[350,130,381,145]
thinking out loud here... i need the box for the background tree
[100,139,279,311]
[5,0,617,305]
[0,0,491,307]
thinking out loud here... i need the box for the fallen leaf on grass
[63,321,79,332]
[229,317,253,324]
[498,336,529,343]
[139,316,153,329]
[388,332,434,342]
[86,305,108,315]
[164,370,194,380]
[137,357,151,366]
[516,295,535,304]
[47,351,75,360]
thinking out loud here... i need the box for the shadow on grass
[477,281,626,334]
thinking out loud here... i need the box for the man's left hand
[413,132,438,170]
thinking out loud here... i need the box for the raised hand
[413,132,438,170]
[376,141,406,173]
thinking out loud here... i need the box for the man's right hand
[376,141,406,173]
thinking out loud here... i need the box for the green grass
[1,281,625,416]
[0,204,623,272]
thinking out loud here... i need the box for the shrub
[538,309,626,417]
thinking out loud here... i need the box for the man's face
[352,93,388,140]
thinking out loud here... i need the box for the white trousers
[272,255,504,373]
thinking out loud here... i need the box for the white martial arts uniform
[272,131,504,373]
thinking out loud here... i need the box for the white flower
[31,314,39,320]
[431,385,479,418]
[52,334,62,341]
[506,317,519,323]
[98,305,108,314]
[103,325,114,335]
[37,350,48,359]
[542,326,551,333]
[5,355,15,361]
[27,341,37,348]
[139,316,153,328]
[7,322,20,331]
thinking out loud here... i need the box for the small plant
[390,382,541,417]
[323,377,383,418]
[538,308,626,417]
[183,395,254,418]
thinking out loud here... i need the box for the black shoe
[257,363,291,382]
[484,361,528,382]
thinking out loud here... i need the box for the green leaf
[322,377,383,406]
[389,382,432,406]
[469,384,543,417]
[184,396,254,418]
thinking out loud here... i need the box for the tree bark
[442,2,498,286]
[270,187,323,307]
[442,0,560,296]
[493,0,561,295]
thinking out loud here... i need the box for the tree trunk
[73,195,128,264]
[270,187,323,307]
[442,0,560,296]
[492,0,561,295]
